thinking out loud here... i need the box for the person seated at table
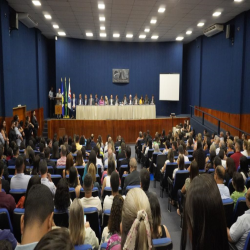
[150,95,155,105]
[128,95,133,105]
[115,95,119,105]
[94,94,99,105]
[139,95,144,105]
[78,94,83,105]
[123,95,127,105]
[71,93,77,118]
[133,94,139,105]
[84,94,88,106]
[99,96,105,106]
[144,94,149,104]
[89,94,94,106]
[105,96,109,105]
[109,95,115,105]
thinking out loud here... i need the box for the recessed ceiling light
[126,34,133,38]
[58,31,66,36]
[197,22,204,27]
[186,30,192,35]
[100,26,105,30]
[53,24,59,29]
[100,33,106,37]
[158,7,165,13]
[150,19,157,24]
[151,35,159,39]
[139,35,146,39]
[176,36,184,41]
[99,16,105,22]
[32,1,41,6]
[145,28,150,32]
[44,14,52,19]
[98,3,105,9]
[213,12,221,17]
[234,0,243,2]
[113,33,120,38]
[86,33,93,37]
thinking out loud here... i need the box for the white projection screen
[159,74,180,101]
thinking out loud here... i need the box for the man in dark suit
[8,120,17,144]
[90,134,96,148]
[133,94,139,105]
[150,95,155,105]
[122,157,140,195]
[44,147,56,170]
[31,110,39,138]
[94,94,99,105]
[71,93,77,118]
[115,95,119,105]
[78,94,83,105]
[84,94,88,106]
[89,94,95,106]
[109,95,115,105]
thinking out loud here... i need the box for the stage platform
[47,116,189,144]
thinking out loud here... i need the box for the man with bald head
[214,165,230,200]
[122,157,140,194]
[227,188,250,250]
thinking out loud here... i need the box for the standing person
[84,95,88,106]
[94,94,99,105]
[56,88,62,119]
[48,87,54,118]
[31,111,39,138]
[71,93,77,119]
[89,94,94,106]
[0,120,9,147]
[109,95,114,105]
[150,95,155,105]
[78,94,83,105]
[8,120,16,144]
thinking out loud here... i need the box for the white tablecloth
[76,105,156,120]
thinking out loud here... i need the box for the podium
[54,97,62,116]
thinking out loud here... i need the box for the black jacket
[122,170,140,195]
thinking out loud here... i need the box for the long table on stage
[76,105,156,120]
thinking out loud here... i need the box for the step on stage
[47,116,189,144]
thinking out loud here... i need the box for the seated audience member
[82,150,96,181]
[62,153,74,178]
[71,142,77,154]
[241,140,250,157]
[88,163,99,188]
[181,174,229,250]
[209,156,222,176]
[153,143,161,153]
[186,138,193,150]
[52,142,59,159]
[56,145,67,166]
[239,156,249,182]
[227,188,250,250]
[104,143,116,161]
[122,158,140,195]
[101,195,124,245]
[40,161,56,197]
[33,228,74,250]
[118,142,126,160]
[104,149,117,168]
[16,176,41,208]
[120,145,131,167]
[171,141,178,156]
[85,139,92,151]
[8,146,19,166]
[44,147,56,169]
[216,140,226,155]
[224,157,236,186]
[80,174,102,215]
[227,139,235,153]
[0,230,17,249]
[172,155,185,179]
[193,140,205,170]
[144,139,153,156]
[214,166,230,200]
[75,135,82,151]
[31,155,40,175]
[74,150,85,167]
[54,178,70,211]
[47,138,53,154]
[108,188,152,249]
[15,184,54,250]
[178,145,189,162]
[102,159,116,195]
[90,134,96,148]
[140,168,154,197]
[231,142,243,168]
[68,166,81,198]
[147,192,170,239]
[93,146,103,171]
[213,136,220,149]
[231,172,247,207]
[10,156,31,189]
[39,143,45,160]
[0,161,10,193]
[161,148,175,175]
[0,178,16,215]
[218,149,227,168]
[69,199,99,249]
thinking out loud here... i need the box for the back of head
[190,160,199,180]
[24,184,54,228]
[66,154,74,171]
[181,174,228,250]
[75,135,79,143]
[233,172,245,192]
[88,150,96,166]
[33,228,74,250]
[215,165,225,180]
[61,145,67,156]
[83,173,93,192]
[178,145,184,154]
[140,168,150,192]
[39,160,47,175]
[214,156,222,168]
[44,147,50,159]
[108,158,115,175]
[69,199,85,246]
[54,178,70,211]
[121,188,152,249]
[129,157,137,170]
[125,146,131,159]
[25,176,41,207]
[88,163,96,182]
[39,143,45,153]
[69,166,78,187]
[110,171,119,193]
[178,155,184,170]
[240,156,248,175]
[16,156,24,173]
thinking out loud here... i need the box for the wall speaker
[226,24,235,39]
[10,12,18,30]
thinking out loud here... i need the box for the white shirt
[49,90,53,99]
[103,195,125,211]
[10,173,31,190]
[80,196,102,215]
[72,98,76,108]
[41,178,56,197]
[84,227,99,249]
[230,209,250,250]
[217,184,230,200]
[129,99,132,105]
[216,147,220,155]
[15,242,38,250]
[96,157,103,172]
[221,159,226,168]
[241,150,249,157]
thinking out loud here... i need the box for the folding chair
[53,209,69,228]
[222,198,234,227]
[119,164,128,178]
[13,208,25,242]
[9,189,26,204]
[0,208,13,232]
[80,187,99,198]
[117,158,126,172]
[152,238,173,250]
[232,197,248,224]
[84,207,100,239]
[74,245,92,250]
[102,209,111,228]
[154,154,167,188]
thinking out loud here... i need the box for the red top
[0,191,16,214]
[230,152,243,169]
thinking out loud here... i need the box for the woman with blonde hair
[88,163,99,188]
[25,146,33,159]
[74,150,85,167]
[69,199,99,249]
[241,140,250,157]
[105,96,109,105]
[63,153,74,178]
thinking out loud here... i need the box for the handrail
[190,105,250,136]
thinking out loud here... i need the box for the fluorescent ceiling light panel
[150,19,157,24]
[197,22,204,27]
[126,34,133,38]
[151,35,158,39]
[186,30,192,35]
[176,36,184,41]
[113,33,120,38]
[53,24,59,29]
[58,31,66,36]
[44,14,52,19]
[158,7,165,13]
[213,12,221,16]
[98,3,105,9]
[99,16,105,21]
[32,1,41,6]
[145,28,150,32]
[86,33,93,37]
[234,0,243,2]
[139,34,146,39]
[100,26,105,30]
[100,33,106,37]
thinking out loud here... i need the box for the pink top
[57,156,66,166]
[99,99,105,106]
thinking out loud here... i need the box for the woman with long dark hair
[54,178,71,211]
[224,157,236,186]
[82,150,96,181]
[68,166,81,198]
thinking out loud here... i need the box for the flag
[68,78,71,110]
[64,77,68,118]
[61,78,64,117]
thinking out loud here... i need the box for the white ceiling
[6,0,250,43]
